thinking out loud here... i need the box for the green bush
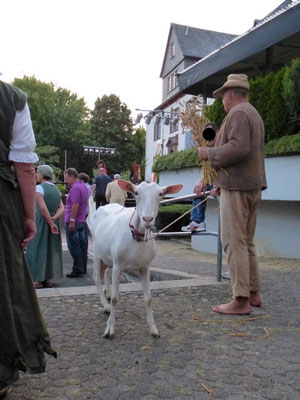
[153,147,199,172]
[204,59,300,142]
[265,133,300,157]
[282,58,300,134]
[250,68,289,142]
[56,183,66,195]
[153,133,300,172]
[204,98,226,128]
[155,204,191,232]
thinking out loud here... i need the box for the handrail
[158,192,223,282]
[160,191,210,204]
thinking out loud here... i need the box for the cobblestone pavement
[7,239,300,400]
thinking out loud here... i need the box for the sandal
[42,280,53,288]
[33,281,43,289]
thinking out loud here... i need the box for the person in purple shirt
[64,168,88,277]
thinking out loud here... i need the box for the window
[166,134,178,154]
[170,42,175,58]
[167,76,172,93]
[154,120,161,141]
[173,70,178,89]
[167,71,178,93]
[170,108,179,133]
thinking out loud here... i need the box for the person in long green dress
[0,81,57,398]
[26,165,64,288]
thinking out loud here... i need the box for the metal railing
[157,192,223,282]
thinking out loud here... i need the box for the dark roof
[160,23,236,77]
[262,0,292,19]
[177,1,300,97]
[172,23,236,58]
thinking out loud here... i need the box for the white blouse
[8,103,39,163]
[36,182,54,197]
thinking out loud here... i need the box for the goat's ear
[117,180,136,193]
[162,184,183,195]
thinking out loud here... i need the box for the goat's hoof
[103,330,114,339]
[104,289,112,300]
[103,306,111,314]
[151,331,160,338]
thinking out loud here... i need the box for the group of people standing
[92,159,140,209]
[24,166,91,283]
[26,159,134,283]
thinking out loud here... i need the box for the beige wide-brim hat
[213,74,250,98]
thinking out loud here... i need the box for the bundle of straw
[180,95,218,185]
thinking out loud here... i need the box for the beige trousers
[220,189,262,298]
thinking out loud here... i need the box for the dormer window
[167,71,178,93]
[173,70,178,88]
[170,42,175,58]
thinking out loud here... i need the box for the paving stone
[6,245,300,400]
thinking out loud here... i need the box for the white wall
[159,156,300,259]
[263,155,300,200]
[191,199,300,259]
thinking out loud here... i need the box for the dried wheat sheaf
[180,95,218,185]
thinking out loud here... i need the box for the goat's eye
[134,191,138,196]
[159,192,163,196]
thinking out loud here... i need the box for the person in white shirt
[0,81,56,398]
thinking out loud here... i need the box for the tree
[128,126,146,179]
[90,94,140,175]
[12,76,91,177]
[35,145,62,180]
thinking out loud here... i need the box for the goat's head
[118,180,183,230]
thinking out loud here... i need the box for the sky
[1,0,285,118]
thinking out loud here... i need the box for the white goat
[88,180,182,338]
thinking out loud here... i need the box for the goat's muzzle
[142,216,154,229]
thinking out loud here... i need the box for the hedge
[155,204,191,232]
[153,147,199,172]
[204,58,300,142]
[265,133,300,157]
[153,133,300,173]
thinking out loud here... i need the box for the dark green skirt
[0,177,57,390]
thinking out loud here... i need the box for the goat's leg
[140,267,160,338]
[93,257,111,313]
[104,265,120,338]
[104,267,112,300]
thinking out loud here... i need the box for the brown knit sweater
[208,102,267,191]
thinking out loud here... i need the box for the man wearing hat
[198,74,267,315]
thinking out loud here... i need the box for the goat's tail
[87,196,96,233]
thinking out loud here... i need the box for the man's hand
[194,178,206,196]
[21,217,36,249]
[68,221,76,233]
[198,147,209,160]
[210,186,220,197]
